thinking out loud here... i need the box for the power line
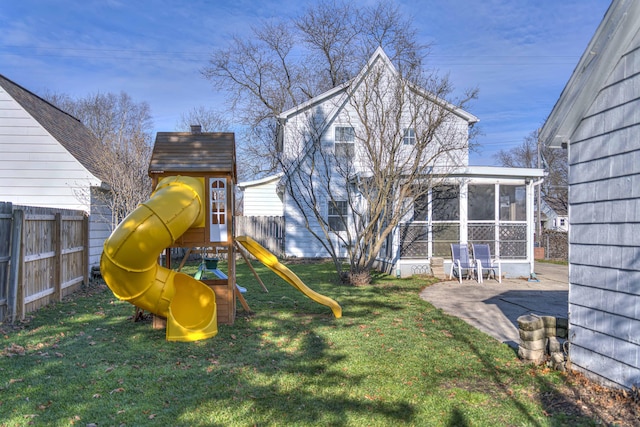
[0,45,580,65]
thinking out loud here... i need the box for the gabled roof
[542,197,568,217]
[278,46,479,125]
[237,172,283,190]
[0,73,106,181]
[149,131,237,182]
[540,0,640,147]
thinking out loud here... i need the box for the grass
[537,259,569,266]
[1,260,596,426]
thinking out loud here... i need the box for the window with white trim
[403,128,416,145]
[328,200,348,231]
[335,126,355,157]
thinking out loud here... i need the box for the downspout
[528,177,545,281]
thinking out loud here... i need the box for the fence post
[83,214,90,285]
[53,213,62,301]
[8,209,23,323]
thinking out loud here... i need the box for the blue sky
[0,0,610,166]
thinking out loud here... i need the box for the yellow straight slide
[100,176,218,342]
[236,236,342,318]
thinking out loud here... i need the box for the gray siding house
[0,73,111,271]
[540,0,640,389]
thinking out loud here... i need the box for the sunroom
[390,166,545,279]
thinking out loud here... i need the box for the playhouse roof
[149,131,237,181]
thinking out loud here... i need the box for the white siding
[88,188,113,269]
[239,175,283,216]
[284,192,331,258]
[0,88,100,211]
[277,48,478,260]
[567,37,640,388]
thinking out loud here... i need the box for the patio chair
[449,244,479,283]
[471,243,502,283]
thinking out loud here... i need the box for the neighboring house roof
[277,46,479,132]
[542,197,568,217]
[0,73,106,182]
[149,131,237,182]
[237,172,284,190]
[540,1,640,147]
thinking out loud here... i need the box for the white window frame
[403,128,416,145]
[334,126,355,157]
[328,200,348,232]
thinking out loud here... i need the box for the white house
[540,0,640,390]
[275,47,544,278]
[541,197,568,232]
[237,173,284,216]
[0,73,111,270]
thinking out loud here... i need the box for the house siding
[284,194,330,258]
[567,32,640,388]
[279,87,472,259]
[88,188,113,269]
[0,87,100,211]
[240,177,283,216]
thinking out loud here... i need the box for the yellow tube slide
[100,176,217,342]
[236,235,342,318]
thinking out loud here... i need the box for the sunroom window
[499,185,526,221]
[468,185,495,220]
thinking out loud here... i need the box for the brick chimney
[190,124,202,134]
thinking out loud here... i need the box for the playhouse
[100,127,340,342]
[148,128,238,326]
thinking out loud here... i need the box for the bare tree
[202,0,429,176]
[44,91,154,229]
[176,106,231,132]
[279,56,477,283]
[204,1,478,283]
[495,129,568,211]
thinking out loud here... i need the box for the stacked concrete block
[517,314,569,370]
[517,314,546,362]
[541,315,568,339]
[430,257,446,280]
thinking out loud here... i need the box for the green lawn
[1,261,595,426]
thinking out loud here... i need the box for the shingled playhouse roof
[149,131,237,182]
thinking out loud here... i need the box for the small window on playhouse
[210,178,227,242]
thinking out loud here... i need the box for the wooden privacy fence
[0,202,89,322]
[234,216,284,257]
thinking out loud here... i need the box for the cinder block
[517,315,543,331]
[519,328,546,341]
[518,346,545,362]
[547,337,563,353]
[520,338,546,351]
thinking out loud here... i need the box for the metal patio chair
[471,243,502,283]
[449,243,479,283]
